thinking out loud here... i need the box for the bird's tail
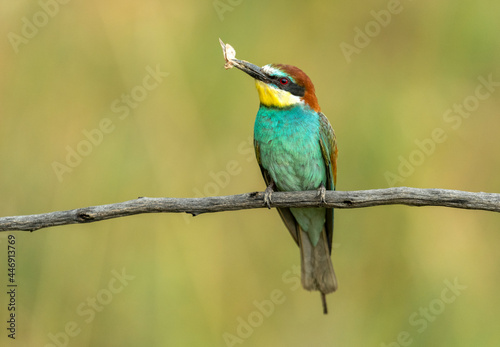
[298,226,337,314]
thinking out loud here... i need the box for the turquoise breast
[254,104,327,192]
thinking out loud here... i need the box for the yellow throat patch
[255,80,302,108]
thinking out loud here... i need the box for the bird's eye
[279,77,289,85]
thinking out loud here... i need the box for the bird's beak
[231,59,272,84]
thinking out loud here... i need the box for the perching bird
[221,41,338,314]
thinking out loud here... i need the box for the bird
[221,42,338,314]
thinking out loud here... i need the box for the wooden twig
[0,187,499,232]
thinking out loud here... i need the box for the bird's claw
[317,184,327,206]
[264,185,274,209]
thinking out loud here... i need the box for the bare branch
[1,187,499,232]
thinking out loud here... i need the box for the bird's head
[232,60,321,112]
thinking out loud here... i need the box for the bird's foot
[264,182,275,209]
[317,183,327,206]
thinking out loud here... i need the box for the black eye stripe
[272,76,305,97]
[287,84,305,97]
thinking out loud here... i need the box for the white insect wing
[219,38,237,69]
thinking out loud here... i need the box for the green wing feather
[318,112,338,254]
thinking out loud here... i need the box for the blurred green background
[1,0,499,346]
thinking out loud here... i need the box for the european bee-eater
[221,41,338,314]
